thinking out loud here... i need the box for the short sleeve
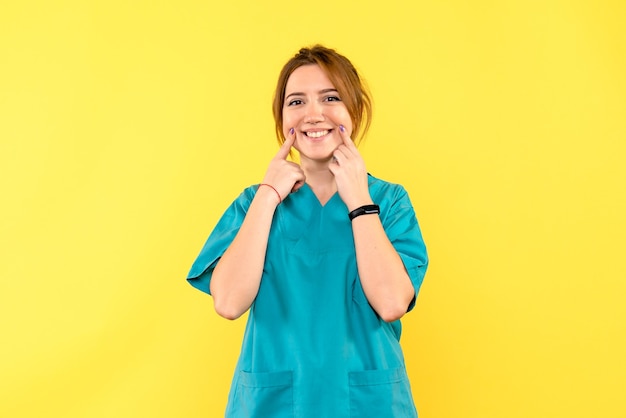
[380,185,429,312]
[186,187,255,295]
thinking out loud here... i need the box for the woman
[187,45,428,418]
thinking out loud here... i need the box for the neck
[300,158,337,203]
[301,158,333,184]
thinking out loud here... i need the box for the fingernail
[339,125,345,133]
[289,127,295,135]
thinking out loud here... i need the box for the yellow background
[1,0,624,417]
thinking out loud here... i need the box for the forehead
[285,64,336,94]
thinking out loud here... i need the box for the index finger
[275,128,295,160]
[339,124,357,150]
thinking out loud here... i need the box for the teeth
[305,130,329,138]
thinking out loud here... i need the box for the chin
[296,140,341,157]
[302,154,335,163]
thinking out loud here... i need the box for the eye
[287,99,303,106]
[324,95,342,102]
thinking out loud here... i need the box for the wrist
[257,183,281,205]
[346,199,374,212]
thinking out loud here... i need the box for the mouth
[303,129,331,140]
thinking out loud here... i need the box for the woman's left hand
[328,125,373,211]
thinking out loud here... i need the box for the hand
[328,125,373,211]
[261,128,306,201]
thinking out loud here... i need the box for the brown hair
[272,45,373,146]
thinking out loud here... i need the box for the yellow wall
[1,1,624,417]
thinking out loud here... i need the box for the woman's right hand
[261,128,306,201]
[212,129,304,319]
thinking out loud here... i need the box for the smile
[305,130,330,138]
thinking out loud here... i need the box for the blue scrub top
[188,174,428,418]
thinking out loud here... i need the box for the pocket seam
[348,367,408,386]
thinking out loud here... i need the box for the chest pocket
[231,370,294,418]
[348,367,418,418]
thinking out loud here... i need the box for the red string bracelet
[259,183,282,204]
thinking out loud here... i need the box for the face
[282,64,353,163]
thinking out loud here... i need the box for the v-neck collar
[299,183,340,208]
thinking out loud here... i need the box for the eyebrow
[285,88,339,100]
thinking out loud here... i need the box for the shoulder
[234,184,261,204]
[242,184,260,199]
[367,174,409,203]
[218,184,260,216]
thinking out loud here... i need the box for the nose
[303,101,324,124]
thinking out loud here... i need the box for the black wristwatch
[348,204,380,221]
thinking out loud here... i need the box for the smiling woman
[283,65,353,165]
[273,45,372,147]
[186,45,428,418]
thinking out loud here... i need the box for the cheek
[332,108,353,132]
[282,111,295,136]
[334,105,351,122]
